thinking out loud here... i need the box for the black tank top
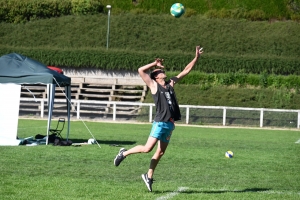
[152,82,181,122]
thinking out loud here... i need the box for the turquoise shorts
[149,120,175,143]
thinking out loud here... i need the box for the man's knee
[158,151,165,157]
[143,146,153,153]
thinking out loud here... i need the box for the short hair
[150,69,165,80]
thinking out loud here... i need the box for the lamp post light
[106,5,111,49]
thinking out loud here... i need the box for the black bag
[35,134,45,139]
[53,138,72,146]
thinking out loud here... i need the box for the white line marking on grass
[199,188,300,196]
[258,190,300,195]
[156,187,189,200]
[295,139,300,144]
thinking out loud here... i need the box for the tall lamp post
[106,5,111,49]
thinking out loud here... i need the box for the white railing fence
[19,98,300,129]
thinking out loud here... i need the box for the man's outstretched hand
[155,58,164,68]
[196,46,204,58]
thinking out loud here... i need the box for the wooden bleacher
[19,77,147,117]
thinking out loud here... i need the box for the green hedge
[102,0,300,20]
[146,85,300,109]
[2,14,299,58]
[0,4,299,76]
[1,46,300,88]
[1,0,300,23]
[0,0,103,23]
[1,46,299,75]
[166,71,300,89]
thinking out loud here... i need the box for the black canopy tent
[0,53,71,144]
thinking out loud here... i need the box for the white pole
[77,102,80,119]
[113,103,116,121]
[41,99,44,118]
[260,108,264,127]
[46,84,55,145]
[66,86,71,141]
[186,107,189,124]
[106,5,111,49]
[149,105,153,122]
[223,107,226,126]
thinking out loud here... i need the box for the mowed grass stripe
[0,119,299,200]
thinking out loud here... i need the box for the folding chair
[49,118,65,139]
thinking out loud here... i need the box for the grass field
[0,119,299,200]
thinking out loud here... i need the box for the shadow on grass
[69,138,136,146]
[154,187,271,194]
